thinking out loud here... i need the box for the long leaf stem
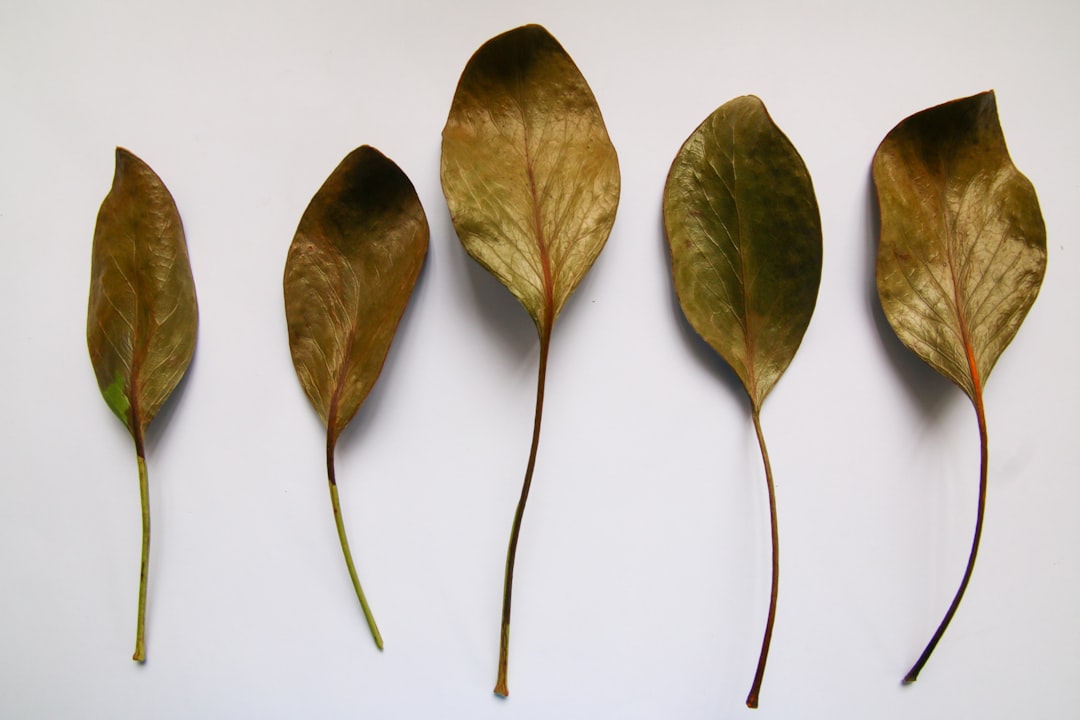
[494,331,551,697]
[903,388,988,684]
[133,436,149,663]
[326,435,384,650]
[746,407,778,709]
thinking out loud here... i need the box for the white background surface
[2,1,1078,718]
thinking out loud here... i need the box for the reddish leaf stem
[903,388,988,684]
[133,432,149,663]
[327,433,384,650]
[494,330,551,698]
[746,407,778,709]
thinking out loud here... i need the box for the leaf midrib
[327,322,358,444]
[126,212,150,437]
[515,77,555,332]
[938,157,981,397]
[729,121,758,405]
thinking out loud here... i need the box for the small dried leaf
[284,145,428,649]
[87,147,198,442]
[664,96,821,411]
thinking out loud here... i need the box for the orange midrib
[515,77,555,333]
[938,160,982,401]
[327,326,358,444]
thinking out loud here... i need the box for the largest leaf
[87,147,198,662]
[441,24,620,697]
[284,145,428,649]
[664,95,821,708]
[874,91,1046,683]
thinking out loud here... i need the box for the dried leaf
[873,90,1046,683]
[440,24,620,696]
[284,145,428,650]
[663,96,821,708]
[441,24,620,337]
[87,147,198,662]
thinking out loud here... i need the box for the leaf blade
[440,23,620,334]
[664,96,822,409]
[873,90,1046,400]
[284,145,429,443]
[87,147,198,440]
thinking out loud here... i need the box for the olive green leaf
[87,147,198,662]
[663,95,821,709]
[873,90,1046,684]
[440,24,620,697]
[284,145,428,650]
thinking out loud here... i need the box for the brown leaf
[664,95,821,411]
[87,147,198,444]
[440,24,620,697]
[873,90,1046,683]
[441,23,620,336]
[663,96,821,708]
[875,91,1046,401]
[284,145,428,649]
[86,147,198,662]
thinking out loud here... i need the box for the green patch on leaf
[102,372,130,425]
